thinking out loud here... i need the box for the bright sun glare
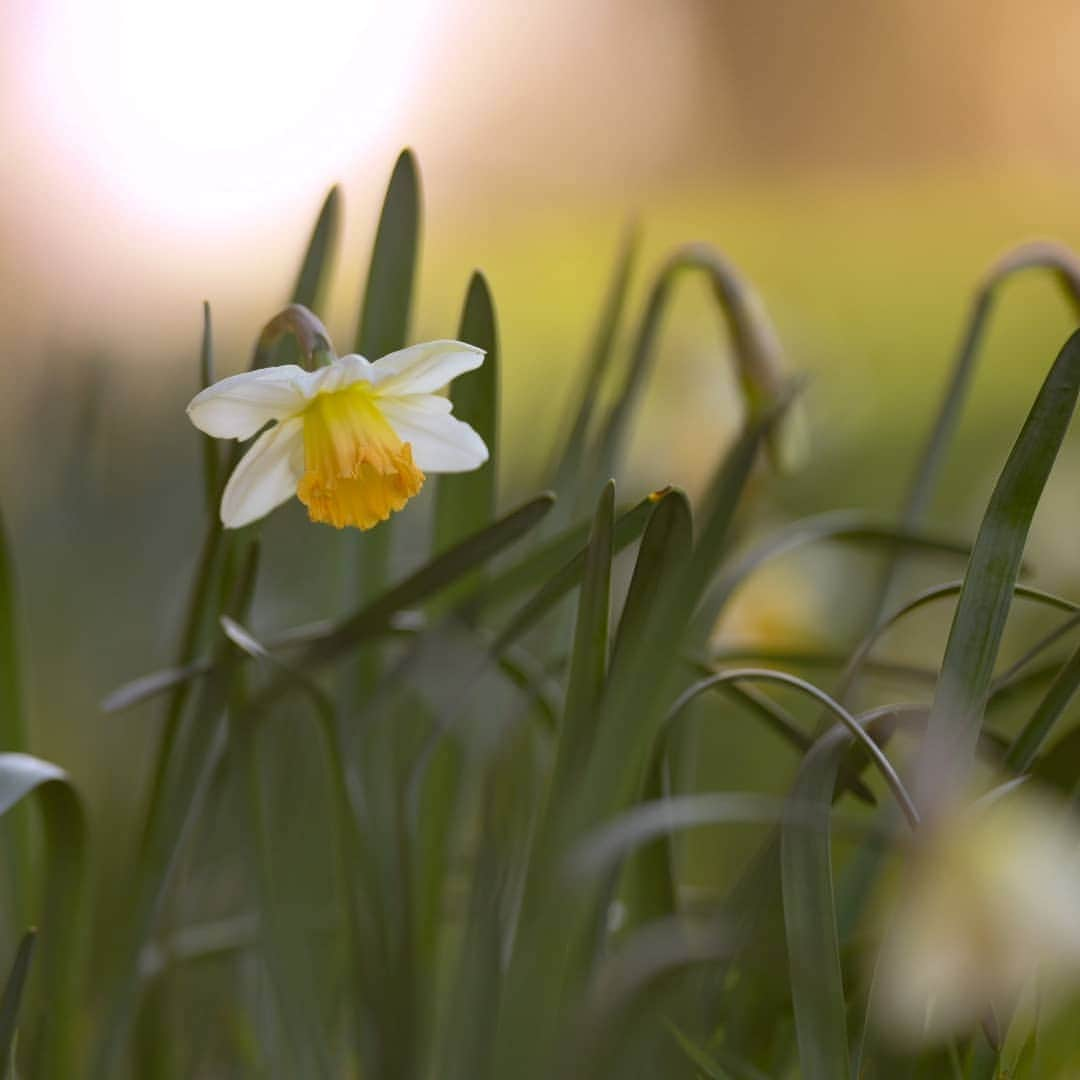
[21,0,435,231]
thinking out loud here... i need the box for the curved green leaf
[593,243,798,482]
[868,240,1080,630]
[251,494,555,710]
[920,330,1080,808]
[693,511,971,641]
[0,754,86,1080]
[0,929,35,1080]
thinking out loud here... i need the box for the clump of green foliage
[1,150,1080,1078]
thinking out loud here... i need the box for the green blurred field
[3,167,1080,1076]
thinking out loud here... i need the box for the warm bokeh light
[17,0,437,231]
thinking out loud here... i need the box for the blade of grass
[871,241,1080,622]
[549,481,614,797]
[484,495,656,646]
[111,496,559,721]
[568,792,888,883]
[666,1021,738,1080]
[93,543,259,1078]
[585,386,805,823]
[611,489,692,667]
[351,149,421,617]
[404,496,660,808]
[1005,640,1080,772]
[612,490,692,931]
[355,151,420,360]
[781,724,857,1080]
[1031,723,1080,792]
[102,661,213,714]
[291,186,341,312]
[220,616,392,1076]
[0,754,86,1080]
[693,511,972,642]
[678,676,876,804]
[493,395,797,1080]
[705,647,938,684]
[569,917,736,1080]
[433,272,500,558]
[142,206,334,859]
[233,713,334,1078]
[990,610,1080,694]
[919,330,1080,810]
[549,225,639,511]
[834,580,1077,712]
[668,670,918,827]
[0,510,32,929]
[438,749,523,1080]
[0,930,35,1080]
[283,493,554,682]
[593,243,798,483]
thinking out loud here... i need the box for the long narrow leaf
[433,272,500,556]
[0,754,86,1080]
[93,543,260,1077]
[0,929,35,1079]
[781,725,855,1080]
[1005,640,1080,772]
[550,481,614,795]
[693,512,972,642]
[247,495,554,717]
[0,511,32,927]
[488,495,655,651]
[550,225,638,510]
[872,241,1080,620]
[352,149,422,610]
[493,398,795,1080]
[291,186,341,312]
[920,330,1080,808]
[612,489,692,930]
[593,244,796,482]
[355,151,420,359]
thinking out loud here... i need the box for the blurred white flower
[187,341,488,530]
[874,788,1080,1046]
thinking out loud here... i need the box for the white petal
[220,417,305,528]
[289,353,378,399]
[370,340,485,396]
[187,366,308,439]
[380,396,489,473]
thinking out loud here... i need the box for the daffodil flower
[187,341,488,530]
[874,789,1080,1046]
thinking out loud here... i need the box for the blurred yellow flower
[874,788,1080,1046]
[711,563,823,652]
[187,341,488,530]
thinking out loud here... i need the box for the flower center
[296,385,424,530]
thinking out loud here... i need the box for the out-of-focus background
[3,0,1080,868]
